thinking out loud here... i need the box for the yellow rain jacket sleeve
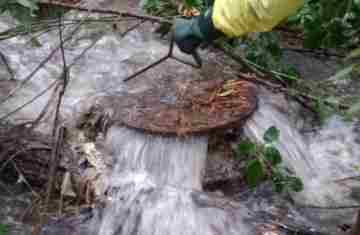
[212,0,304,37]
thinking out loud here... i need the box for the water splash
[244,94,360,228]
[98,126,254,235]
[301,116,360,205]
[243,96,316,181]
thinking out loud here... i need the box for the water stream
[244,93,360,228]
[1,2,360,234]
[95,127,256,235]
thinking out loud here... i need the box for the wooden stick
[352,210,360,235]
[39,0,172,24]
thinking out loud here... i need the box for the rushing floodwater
[1,4,360,234]
[95,127,256,235]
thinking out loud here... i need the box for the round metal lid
[97,79,257,136]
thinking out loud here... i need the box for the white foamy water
[244,94,360,227]
[97,126,254,235]
[2,2,360,234]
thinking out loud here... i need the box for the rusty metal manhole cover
[96,79,257,136]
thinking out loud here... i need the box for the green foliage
[237,140,256,156]
[0,0,39,24]
[143,0,205,16]
[236,126,303,193]
[0,224,8,235]
[242,32,300,81]
[245,159,264,187]
[0,0,66,26]
[183,0,203,8]
[263,126,280,143]
[143,0,177,16]
[288,0,360,48]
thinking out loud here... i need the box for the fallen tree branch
[216,43,351,111]
[235,72,350,113]
[39,0,172,24]
[45,15,70,210]
[297,204,360,210]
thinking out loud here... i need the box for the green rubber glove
[174,8,223,54]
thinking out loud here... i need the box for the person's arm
[212,0,305,37]
[174,0,304,54]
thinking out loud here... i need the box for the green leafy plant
[288,0,360,49]
[236,126,304,193]
[242,32,299,82]
[142,0,178,16]
[0,0,39,24]
[182,0,203,8]
[143,0,205,16]
[0,0,66,25]
[0,224,8,235]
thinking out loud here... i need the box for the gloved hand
[174,8,223,55]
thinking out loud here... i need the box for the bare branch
[45,15,70,210]
[120,19,146,37]
[26,83,62,132]
[0,51,15,80]
[0,19,84,106]
[39,0,172,24]
[11,160,39,197]
[297,204,360,210]
[0,80,59,122]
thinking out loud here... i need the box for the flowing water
[1,2,360,234]
[95,127,256,235]
[244,92,360,229]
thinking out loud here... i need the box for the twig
[0,148,26,173]
[270,221,327,235]
[68,35,102,67]
[120,20,146,37]
[124,55,170,82]
[0,18,84,106]
[45,125,65,210]
[0,80,59,122]
[352,210,360,235]
[297,204,360,210]
[45,16,69,210]
[0,51,15,80]
[333,175,360,183]
[0,146,51,173]
[11,160,39,197]
[123,32,201,82]
[59,192,63,217]
[27,83,62,132]
[20,197,41,222]
[217,44,351,111]
[214,42,265,77]
[0,17,136,41]
[39,0,172,24]
[281,47,345,58]
[1,19,103,128]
